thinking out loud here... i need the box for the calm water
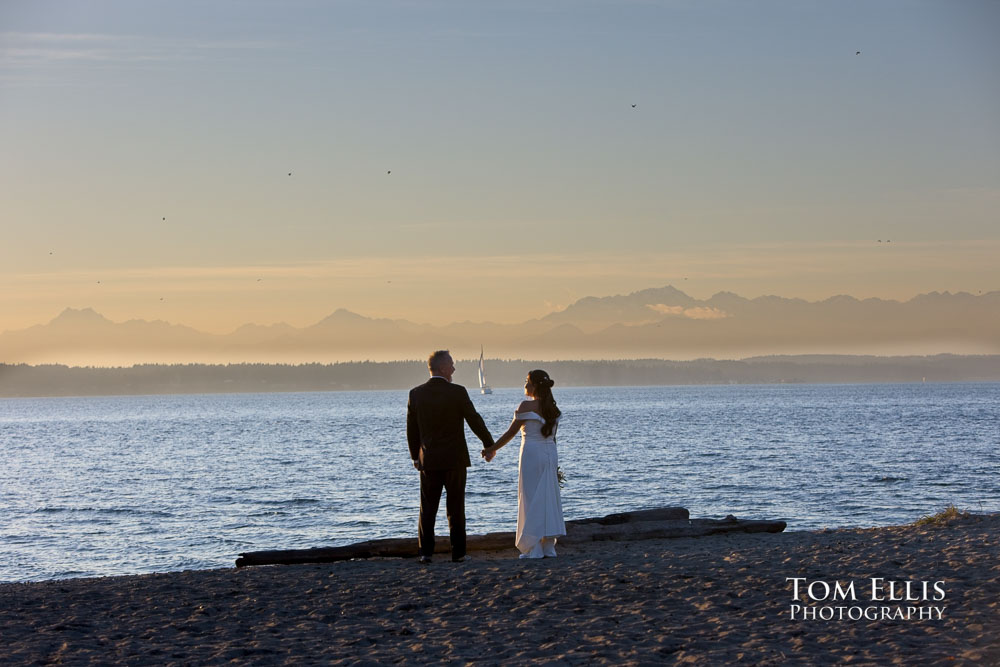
[1,383,998,582]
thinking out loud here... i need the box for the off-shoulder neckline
[514,410,559,421]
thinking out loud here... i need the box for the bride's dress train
[515,411,565,557]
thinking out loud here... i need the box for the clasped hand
[481,447,496,463]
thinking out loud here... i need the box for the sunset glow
[2,1,998,357]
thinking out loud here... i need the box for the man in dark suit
[407,350,495,563]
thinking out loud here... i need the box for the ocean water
[1,383,998,582]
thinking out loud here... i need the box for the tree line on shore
[2,355,999,398]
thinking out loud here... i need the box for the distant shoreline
[2,354,999,398]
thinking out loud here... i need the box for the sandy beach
[2,513,997,665]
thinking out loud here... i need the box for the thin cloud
[1,32,282,68]
[3,47,112,63]
[647,304,684,316]
[647,304,728,320]
[8,240,1000,285]
[682,306,728,320]
[3,240,996,331]
[0,32,131,43]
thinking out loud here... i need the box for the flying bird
[288,172,292,176]
[856,51,861,55]
[387,170,391,174]
[631,104,637,108]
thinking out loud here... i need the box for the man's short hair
[428,349,451,371]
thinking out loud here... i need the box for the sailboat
[478,346,492,395]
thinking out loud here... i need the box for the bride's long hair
[528,369,561,437]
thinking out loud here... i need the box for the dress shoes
[451,555,471,563]
[417,555,432,564]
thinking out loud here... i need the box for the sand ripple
[2,515,998,664]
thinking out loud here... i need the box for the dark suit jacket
[407,378,495,471]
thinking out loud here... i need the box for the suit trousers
[418,467,467,559]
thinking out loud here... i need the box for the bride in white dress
[483,370,566,558]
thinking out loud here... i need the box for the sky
[2,0,998,333]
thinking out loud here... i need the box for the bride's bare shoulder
[515,399,539,414]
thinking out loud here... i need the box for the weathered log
[235,508,784,567]
[570,507,689,525]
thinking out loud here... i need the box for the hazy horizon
[9,283,1000,332]
[2,284,997,366]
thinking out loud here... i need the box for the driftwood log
[235,507,785,567]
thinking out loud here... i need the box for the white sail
[479,346,492,394]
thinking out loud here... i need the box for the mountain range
[2,286,998,365]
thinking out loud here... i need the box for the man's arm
[460,388,495,448]
[406,392,421,469]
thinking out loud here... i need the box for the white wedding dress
[515,411,566,558]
